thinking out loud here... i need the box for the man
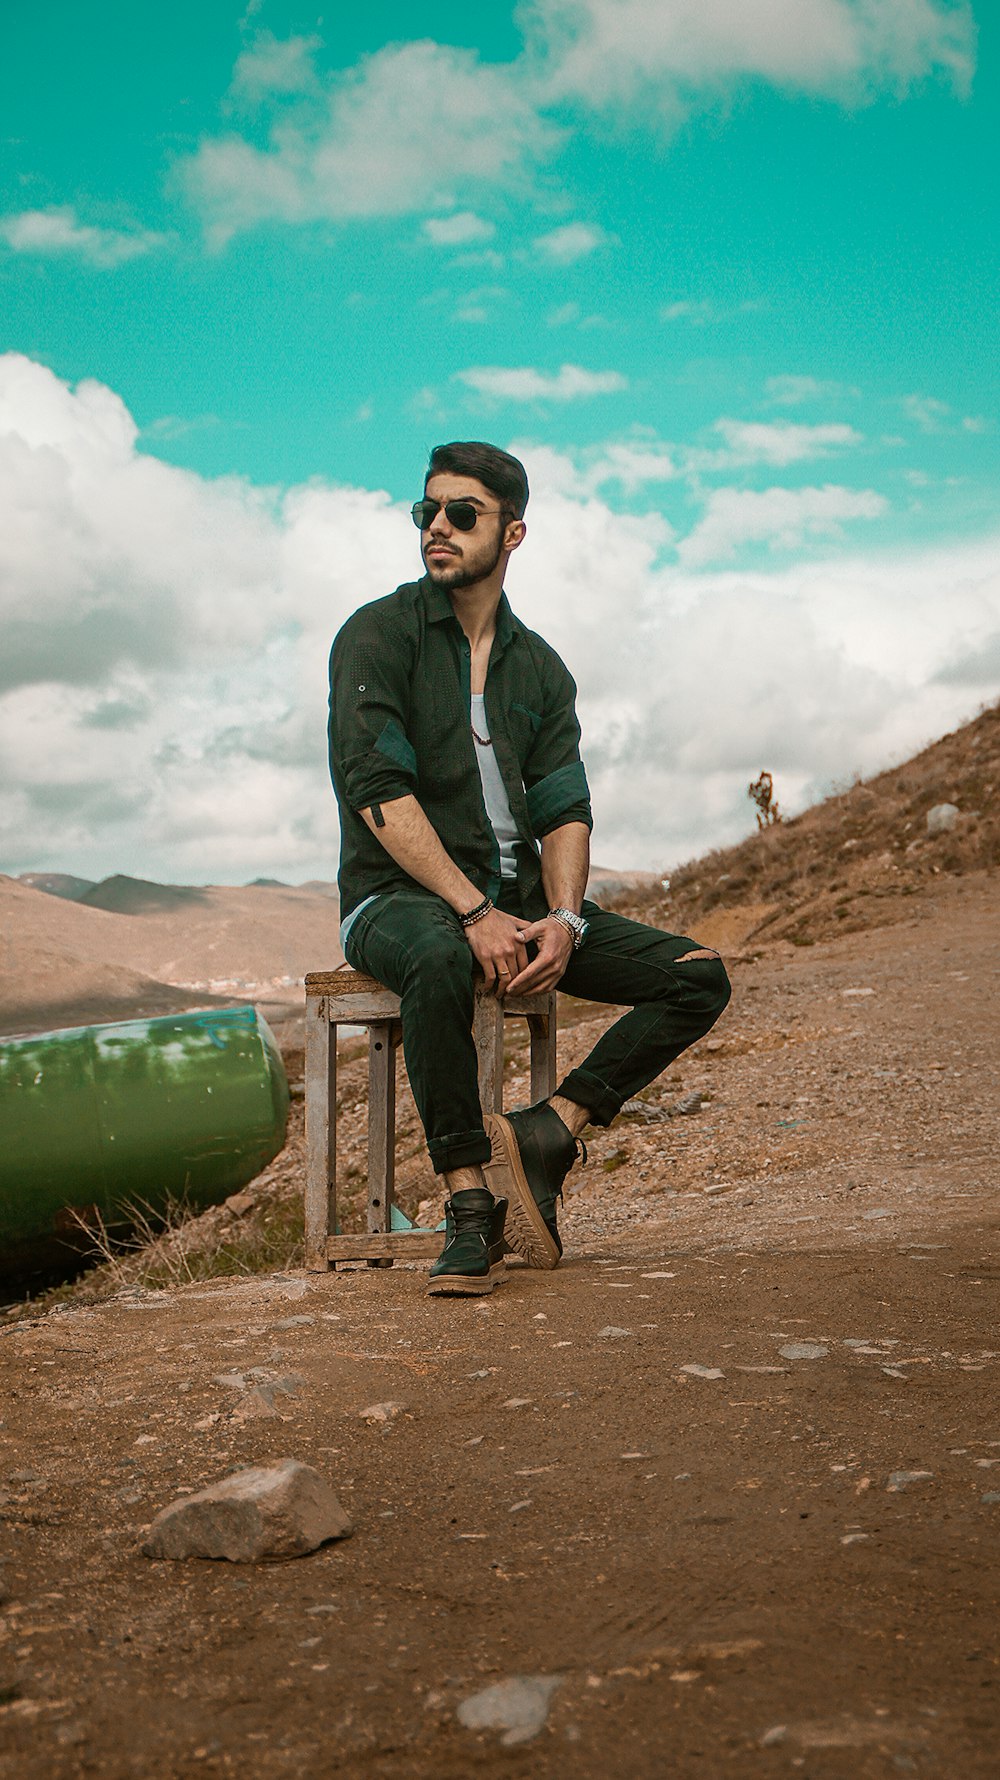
[328,441,730,1296]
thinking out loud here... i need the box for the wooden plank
[366,1022,397,1235]
[473,989,504,1112]
[304,995,335,1271]
[502,990,553,1016]
[307,968,387,998]
[327,1231,442,1260]
[528,993,558,1102]
[323,990,401,1022]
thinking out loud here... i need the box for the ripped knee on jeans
[676,947,720,962]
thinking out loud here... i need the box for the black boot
[428,1188,508,1297]
[485,1104,586,1269]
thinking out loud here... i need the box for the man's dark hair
[425,441,529,519]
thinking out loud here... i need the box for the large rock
[141,1459,352,1562]
[457,1675,562,1746]
[926,802,960,836]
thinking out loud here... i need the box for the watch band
[549,907,588,949]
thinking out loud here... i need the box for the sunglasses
[411,498,506,532]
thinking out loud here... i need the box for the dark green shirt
[328,576,592,920]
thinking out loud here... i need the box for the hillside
[0,877,346,1036]
[617,698,999,952]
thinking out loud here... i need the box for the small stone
[981,1492,1000,1505]
[926,801,960,836]
[272,1316,314,1330]
[596,1327,632,1340]
[760,1725,788,1747]
[229,1386,283,1423]
[212,1372,247,1391]
[840,1532,869,1545]
[224,1193,254,1216]
[502,1397,533,1409]
[457,1674,561,1747]
[779,1342,829,1361]
[680,1364,724,1380]
[671,1091,704,1117]
[358,1401,407,1425]
[887,1469,934,1492]
[141,1459,351,1562]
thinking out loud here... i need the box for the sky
[1,0,998,885]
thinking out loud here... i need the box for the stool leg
[367,1021,397,1267]
[528,991,558,1103]
[304,996,336,1270]
[473,989,504,1113]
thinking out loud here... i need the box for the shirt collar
[418,576,521,646]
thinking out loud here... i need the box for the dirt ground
[1,873,997,1778]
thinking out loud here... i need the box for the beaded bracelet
[460,896,494,928]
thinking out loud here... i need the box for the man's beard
[423,529,505,592]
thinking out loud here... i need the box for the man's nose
[427,504,452,536]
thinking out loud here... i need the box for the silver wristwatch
[548,907,589,950]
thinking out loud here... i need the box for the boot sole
[427,1261,505,1298]
[484,1114,561,1271]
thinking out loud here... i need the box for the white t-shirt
[471,694,519,879]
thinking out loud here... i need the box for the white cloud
[678,483,888,565]
[523,0,975,111]
[456,363,627,402]
[0,207,164,268]
[422,211,496,246]
[765,373,856,405]
[707,418,864,467]
[181,40,558,241]
[660,299,715,323]
[2,355,996,882]
[231,30,322,97]
[533,221,607,263]
[181,7,975,238]
[903,393,952,430]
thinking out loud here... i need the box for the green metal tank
[0,1005,289,1286]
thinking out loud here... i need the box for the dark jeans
[344,885,731,1175]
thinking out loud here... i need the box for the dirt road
[1,875,997,1777]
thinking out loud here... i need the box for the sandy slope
[0,878,345,1035]
[0,872,997,1777]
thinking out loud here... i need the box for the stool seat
[303,965,557,1269]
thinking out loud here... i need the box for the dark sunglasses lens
[411,499,484,532]
[446,502,479,531]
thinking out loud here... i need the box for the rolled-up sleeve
[523,658,593,838]
[328,611,419,812]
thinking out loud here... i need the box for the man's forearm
[540,821,590,913]
[361,795,481,913]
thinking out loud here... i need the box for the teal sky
[3,0,996,522]
[1,1,997,882]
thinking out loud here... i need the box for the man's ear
[505,518,527,553]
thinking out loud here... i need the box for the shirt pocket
[509,701,542,763]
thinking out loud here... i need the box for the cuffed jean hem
[427,1126,492,1176]
[556,1067,623,1129]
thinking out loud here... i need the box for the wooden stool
[303,967,558,1269]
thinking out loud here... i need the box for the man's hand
[464,908,531,997]
[505,916,574,995]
